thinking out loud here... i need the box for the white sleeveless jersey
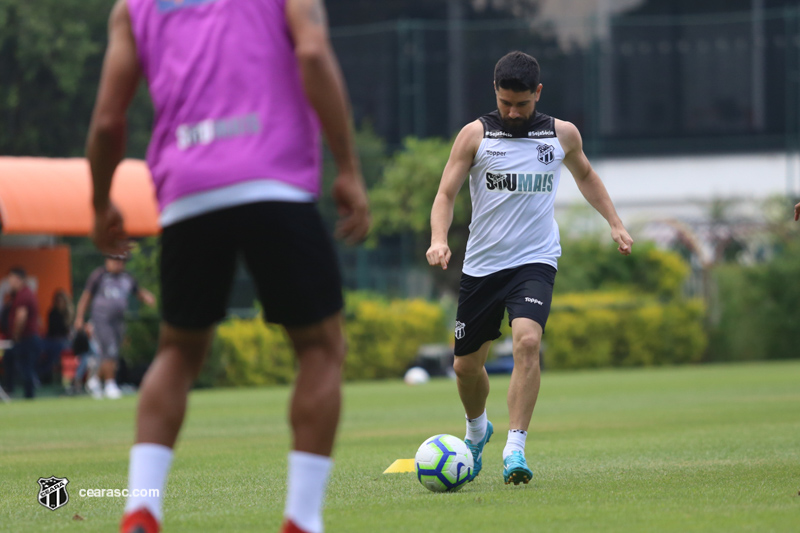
[463,111,565,277]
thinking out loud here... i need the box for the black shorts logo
[537,144,555,165]
[455,321,466,340]
[38,476,69,511]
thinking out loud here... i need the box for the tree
[0,0,152,157]
[369,136,471,291]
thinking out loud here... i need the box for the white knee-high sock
[503,429,527,459]
[285,451,333,533]
[465,411,487,443]
[124,443,173,521]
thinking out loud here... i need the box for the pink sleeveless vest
[127,0,322,211]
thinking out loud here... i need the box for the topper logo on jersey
[486,172,554,194]
[537,144,555,164]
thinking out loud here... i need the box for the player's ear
[534,84,543,101]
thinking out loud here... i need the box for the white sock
[465,411,487,443]
[124,443,173,522]
[503,429,527,459]
[285,451,333,533]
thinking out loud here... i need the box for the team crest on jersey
[455,321,466,340]
[537,144,555,165]
[37,476,69,511]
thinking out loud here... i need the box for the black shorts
[454,263,556,356]
[160,201,343,329]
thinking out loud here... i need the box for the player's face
[495,84,542,131]
[7,273,23,291]
[105,258,125,274]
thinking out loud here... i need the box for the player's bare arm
[86,0,141,256]
[557,119,633,256]
[794,201,799,221]
[74,290,92,330]
[427,120,483,270]
[138,288,157,308]
[12,306,28,342]
[287,0,369,244]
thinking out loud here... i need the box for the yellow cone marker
[383,459,416,474]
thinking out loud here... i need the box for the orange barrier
[0,157,160,237]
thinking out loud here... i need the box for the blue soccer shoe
[503,450,533,485]
[464,420,493,482]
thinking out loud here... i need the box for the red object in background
[61,350,79,382]
[9,286,40,339]
[0,246,72,337]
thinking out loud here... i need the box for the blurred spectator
[69,322,100,397]
[794,201,799,222]
[74,255,155,399]
[0,291,12,339]
[39,289,74,385]
[4,267,42,399]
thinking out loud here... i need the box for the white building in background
[556,151,800,225]
[554,151,800,271]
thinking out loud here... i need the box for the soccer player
[794,201,799,221]
[426,51,633,485]
[86,1,369,532]
[74,255,156,399]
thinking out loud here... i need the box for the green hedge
[708,240,800,362]
[211,291,706,385]
[544,292,708,368]
[500,291,707,369]
[207,293,449,387]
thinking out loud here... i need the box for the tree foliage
[709,239,800,362]
[370,136,470,237]
[556,240,689,298]
[0,0,152,157]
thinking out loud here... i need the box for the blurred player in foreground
[86,0,369,531]
[427,51,632,486]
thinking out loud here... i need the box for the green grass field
[2,361,799,532]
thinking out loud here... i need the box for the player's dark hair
[9,266,26,278]
[494,51,540,93]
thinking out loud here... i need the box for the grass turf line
[1,360,799,532]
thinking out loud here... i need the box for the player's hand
[794,201,800,221]
[612,225,633,256]
[92,202,132,256]
[426,242,451,270]
[73,318,84,331]
[332,172,370,245]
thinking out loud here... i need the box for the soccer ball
[415,434,474,492]
[404,366,430,385]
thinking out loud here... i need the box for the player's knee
[288,314,346,362]
[453,356,482,379]
[327,337,347,367]
[514,333,541,359]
